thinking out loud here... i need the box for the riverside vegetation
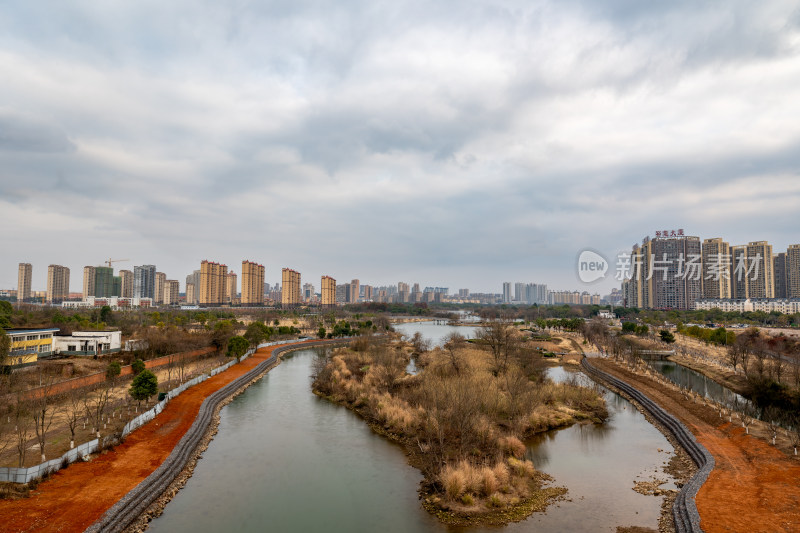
[312,323,608,525]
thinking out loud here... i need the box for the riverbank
[312,337,607,526]
[0,341,318,533]
[590,356,800,532]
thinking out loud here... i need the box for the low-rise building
[53,331,122,356]
[3,328,59,368]
[61,296,154,310]
[694,298,800,314]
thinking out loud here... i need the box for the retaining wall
[581,357,713,533]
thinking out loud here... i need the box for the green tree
[99,305,113,325]
[129,370,159,406]
[131,358,146,375]
[659,330,676,344]
[106,361,121,382]
[317,326,326,339]
[621,321,637,334]
[227,335,249,360]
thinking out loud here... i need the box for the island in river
[312,327,608,526]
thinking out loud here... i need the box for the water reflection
[648,360,748,409]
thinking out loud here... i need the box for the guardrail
[581,357,713,533]
[86,337,359,533]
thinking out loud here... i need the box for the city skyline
[1,2,799,294]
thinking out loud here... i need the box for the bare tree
[84,386,110,439]
[442,332,466,375]
[31,366,60,462]
[12,391,32,467]
[478,321,518,374]
[410,332,431,354]
[65,386,86,449]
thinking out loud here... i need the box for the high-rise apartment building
[397,282,410,303]
[281,268,301,307]
[348,279,360,304]
[134,265,157,299]
[17,263,32,302]
[94,267,120,298]
[362,285,372,302]
[185,270,201,304]
[83,266,96,299]
[514,282,525,302]
[774,253,788,299]
[119,269,134,298]
[225,271,238,303]
[745,241,774,299]
[199,261,228,305]
[46,265,70,303]
[321,276,336,307]
[458,289,469,297]
[787,244,800,298]
[241,261,265,305]
[186,283,196,305]
[625,235,701,309]
[502,282,511,304]
[730,245,748,299]
[163,280,180,305]
[154,272,167,304]
[702,238,731,299]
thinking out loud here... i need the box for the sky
[1,0,799,295]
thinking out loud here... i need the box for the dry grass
[312,337,606,518]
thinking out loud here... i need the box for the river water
[647,360,748,409]
[148,322,676,533]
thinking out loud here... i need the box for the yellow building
[119,269,134,298]
[199,260,228,305]
[83,266,96,299]
[47,264,70,303]
[321,275,336,307]
[154,272,167,304]
[225,271,238,303]
[3,328,58,368]
[163,280,180,305]
[17,263,32,302]
[281,268,301,307]
[241,261,265,305]
[702,238,731,299]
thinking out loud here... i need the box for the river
[148,321,677,532]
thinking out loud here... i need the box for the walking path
[592,357,800,533]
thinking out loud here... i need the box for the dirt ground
[0,342,309,533]
[592,357,800,533]
[0,353,227,469]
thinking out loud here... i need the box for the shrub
[461,494,474,506]
[131,358,146,375]
[441,465,466,500]
[488,493,504,508]
[498,436,526,458]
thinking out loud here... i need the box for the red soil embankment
[0,342,301,533]
[592,358,800,533]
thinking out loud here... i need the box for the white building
[62,296,154,310]
[694,298,800,314]
[53,331,122,355]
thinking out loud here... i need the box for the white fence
[0,338,321,484]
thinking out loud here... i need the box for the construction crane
[105,258,129,268]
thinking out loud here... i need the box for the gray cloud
[1,0,799,294]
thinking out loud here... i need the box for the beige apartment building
[163,279,180,305]
[281,268,301,307]
[788,244,800,298]
[17,263,32,302]
[701,238,731,299]
[46,264,70,303]
[745,241,774,299]
[119,269,134,298]
[186,283,196,305]
[730,246,748,298]
[83,266,96,299]
[199,260,228,305]
[225,271,238,303]
[154,272,167,304]
[321,275,336,307]
[241,261,265,305]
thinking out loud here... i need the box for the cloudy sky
[2,0,799,295]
